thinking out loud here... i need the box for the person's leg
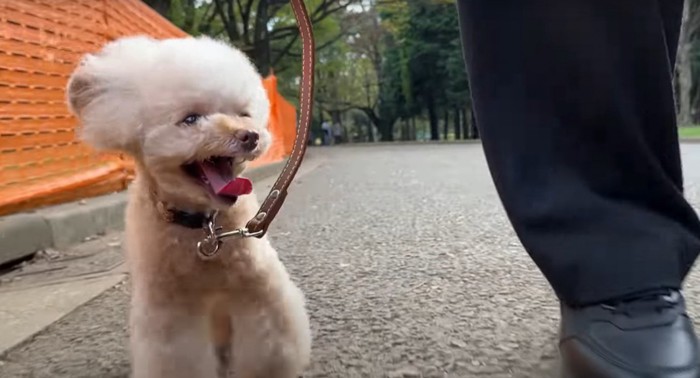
[456,1,700,376]
[659,0,684,71]
[456,0,700,307]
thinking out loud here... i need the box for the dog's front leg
[129,295,218,378]
[231,282,311,378]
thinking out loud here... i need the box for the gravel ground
[2,143,700,378]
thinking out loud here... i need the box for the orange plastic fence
[0,0,296,216]
[253,74,298,167]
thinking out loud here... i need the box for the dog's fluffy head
[66,35,271,209]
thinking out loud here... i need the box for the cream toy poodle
[66,35,311,378]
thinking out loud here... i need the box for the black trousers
[456,0,700,306]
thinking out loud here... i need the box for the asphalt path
[2,143,700,378]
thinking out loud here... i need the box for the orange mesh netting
[0,0,296,216]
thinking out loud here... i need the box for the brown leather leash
[197,0,315,258]
[246,0,314,237]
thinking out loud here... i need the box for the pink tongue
[199,162,253,197]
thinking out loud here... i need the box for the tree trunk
[693,86,700,124]
[144,0,170,17]
[410,116,417,140]
[460,108,468,139]
[331,110,343,143]
[443,108,449,140]
[252,0,271,74]
[318,105,324,124]
[469,107,479,139]
[183,0,197,33]
[454,107,462,140]
[677,0,693,126]
[379,120,395,142]
[427,97,439,140]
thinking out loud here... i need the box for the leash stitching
[250,0,312,229]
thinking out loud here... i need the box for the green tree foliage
[145,0,474,142]
[146,0,358,74]
[397,0,469,140]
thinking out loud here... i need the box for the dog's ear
[66,56,100,117]
[65,53,138,153]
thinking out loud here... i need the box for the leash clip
[196,211,263,259]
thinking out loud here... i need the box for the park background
[2,0,700,217]
[2,2,700,377]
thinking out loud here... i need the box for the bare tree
[676,0,700,125]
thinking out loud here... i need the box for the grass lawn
[679,126,700,139]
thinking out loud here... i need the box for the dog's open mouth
[182,156,252,201]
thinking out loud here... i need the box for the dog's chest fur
[123,177,274,300]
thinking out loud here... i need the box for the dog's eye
[240,112,251,118]
[181,114,201,126]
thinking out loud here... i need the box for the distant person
[321,121,332,146]
[457,1,700,377]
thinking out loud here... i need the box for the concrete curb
[0,273,127,356]
[0,160,288,266]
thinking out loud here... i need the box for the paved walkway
[2,143,700,378]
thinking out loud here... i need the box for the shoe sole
[559,354,700,378]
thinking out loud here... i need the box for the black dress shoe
[559,290,700,378]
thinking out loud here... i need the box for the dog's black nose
[234,130,259,151]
